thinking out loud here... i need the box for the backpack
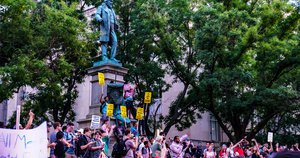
[111,139,129,158]
[166,150,172,158]
[75,135,88,157]
[54,140,65,157]
[194,146,203,158]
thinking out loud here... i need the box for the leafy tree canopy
[1,0,95,125]
[136,0,300,142]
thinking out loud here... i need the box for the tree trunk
[144,103,155,137]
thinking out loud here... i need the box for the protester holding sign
[14,110,35,130]
[100,95,110,121]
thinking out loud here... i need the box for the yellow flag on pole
[120,106,127,118]
[144,92,152,103]
[106,104,114,117]
[98,72,105,85]
[136,107,144,120]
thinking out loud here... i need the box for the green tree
[154,0,300,142]
[23,1,93,124]
[2,0,94,125]
[0,0,49,102]
[110,0,170,136]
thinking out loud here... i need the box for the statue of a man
[95,0,119,63]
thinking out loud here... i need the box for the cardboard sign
[144,92,152,104]
[136,107,144,120]
[106,104,114,117]
[120,106,127,118]
[0,122,48,158]
[267,132,273,142]
[90,115,101,129]
[98,72,105,85]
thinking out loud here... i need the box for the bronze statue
[95,0,120,63]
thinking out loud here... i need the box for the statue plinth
[77,63,128,128]
[93,59,122,67]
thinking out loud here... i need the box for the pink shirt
[101,124,109,135]
[124,84,134,98]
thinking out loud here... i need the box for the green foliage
[143,0,300,142]
[24,1,93,124]
[108,0,172,136]
[114,0,170,100]
[0,0,38,101]
[2,0,299,142]
[1,0,94,125]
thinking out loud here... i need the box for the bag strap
[123,138,130,155]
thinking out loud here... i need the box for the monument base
[77,63,128,128]
[93,59,122,67]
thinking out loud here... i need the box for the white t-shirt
[170,142,183,158]
[206,151,215,158]
[226,148,234,157]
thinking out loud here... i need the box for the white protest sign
[267,132,273,142]
[0,122,48,158]
[90,115,101,129]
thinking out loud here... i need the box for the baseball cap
[47,122,52,127]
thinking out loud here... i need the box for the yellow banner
[120,106,127,118]
[106,104,114,117]
[136,107,144,120]
[144,92,152,103]
[98,72,105,85]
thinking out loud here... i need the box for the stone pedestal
[77,64,128,128]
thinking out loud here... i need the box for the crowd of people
[1,84,300,158]
[45,117,300,158]
[0,109,300,158]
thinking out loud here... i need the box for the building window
[210,115,220,142]
[0,100,8,124]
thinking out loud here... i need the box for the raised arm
[231,139,244,149]
[24,110,34,129]
[268,142,273,153]
[108,124,116,137]
[100,94,104,104]
[276,143,279,152]
[252,139,259,150]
